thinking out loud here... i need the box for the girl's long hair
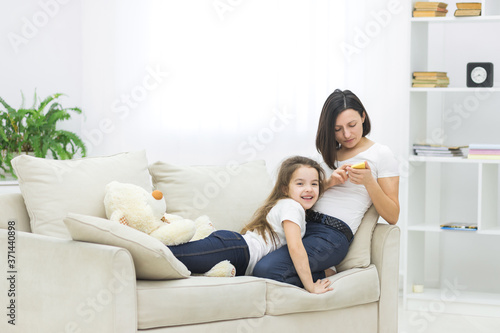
[316,89,371,169]
[241,156,325,246]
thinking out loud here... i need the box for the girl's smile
[287,166,320,210]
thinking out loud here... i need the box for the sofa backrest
[149,160,273,232]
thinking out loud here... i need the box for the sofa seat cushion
[136,276,267,329]
[264,264,380,316]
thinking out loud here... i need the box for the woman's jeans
[252,223,353,287]
[168,230,250,276]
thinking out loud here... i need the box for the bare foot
[325,268,337,277]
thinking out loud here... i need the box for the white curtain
[81,0,346,171]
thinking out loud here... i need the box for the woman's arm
[282,220,333,294]
[347,162,400,224]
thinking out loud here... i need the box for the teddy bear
[103,181,235,277]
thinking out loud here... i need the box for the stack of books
[467,143,500,160]
[440,222,477,231]
[455,2,481,17]
[413,144,466,157]
[413,2,448,17]
[412,72,450,87]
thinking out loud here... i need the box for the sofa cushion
[149,160,273,232]
[136,276,266,328]
[11,151,151,239]
[63,213,190,280]
[336,205,379,272]
[264,264,380,316]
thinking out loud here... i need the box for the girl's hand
[307,279,333,294]
[326,164,349,188]
[347,161,374,186]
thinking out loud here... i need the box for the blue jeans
[252,223,352,287]
[168,230,250,276]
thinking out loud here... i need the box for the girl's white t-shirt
[243,198,306,275]
[313,142,399,234]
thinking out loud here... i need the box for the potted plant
[0,91,87,179]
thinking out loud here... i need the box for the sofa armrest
[0,230,137,333]
[0,193,31,232]
[371,223,400,333]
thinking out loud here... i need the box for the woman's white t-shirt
[243,198,306,275]
[313,142,399,234]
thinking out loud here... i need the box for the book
[412,71,450,87]
[414,2,448,9]
[468,149,500,155]
[454,9,481,16]
[412,83,449,87]
[456,2,481,10]
[412,78,450,85]
[413,71,448,77]
[469,143,500,150]
[413,144,466,157]
[413,10,448,17]
[415,152,463,157]
[440,222,477,230]
[413,144,466,151]
[412,75,449,80]
[415,7,448,12]
[468,154,500,160]
[415,149,463,154]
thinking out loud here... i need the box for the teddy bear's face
[147,190,167,219]
[104,181,167,221]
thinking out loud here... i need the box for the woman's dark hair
[315,89,371,169]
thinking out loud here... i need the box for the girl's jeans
[168,230,250,276]
[252,223,352,287]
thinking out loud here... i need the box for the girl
[253,89,400,286]
[168,156,333,294]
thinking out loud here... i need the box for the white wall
[1,0,410,174]
[0,0,83,134]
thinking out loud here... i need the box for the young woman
[168,156,333,294]
[253,89,400,286]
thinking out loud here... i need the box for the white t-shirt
[313,142,399,234]
[243,198,306,275]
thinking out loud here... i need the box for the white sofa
[0,151,400,333]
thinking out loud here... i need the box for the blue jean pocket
[212,230,242,241]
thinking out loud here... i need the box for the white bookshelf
[403,0,500,317]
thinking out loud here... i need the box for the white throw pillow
[12,151,152,239]
[64,213,190,280]
[149,160,273,232]
[336,205,379,272]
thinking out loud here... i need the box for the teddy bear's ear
[152,190,163,200]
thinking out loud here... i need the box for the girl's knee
[252,261,273,279]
